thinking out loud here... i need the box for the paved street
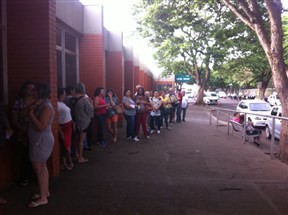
[1,105,288,215]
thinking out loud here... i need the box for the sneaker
[146,136,151,139]
[126,136,132,140]
[150,130,155,134]
[157,130,160,134]
[133,137,140,142]
[166,127,171,130]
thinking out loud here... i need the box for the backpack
[69,96,84,121]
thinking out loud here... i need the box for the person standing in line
[159,91,165,128]
[162,92,172,130]
[94,87,110,147]
[145,91,152,134]
[0,109,13,206]
[167,88,177,124]
[64,85,77,159]
[105,89,120,143]
[72,83,94,163]
[149,91,163,134]
[134,87,149,139]
[57,88,73,170]
[122,89,139,141]
[11,81,36,187]
[27,84,54,208]
[176,89,183,123]
[181,91,189,122]
[64,85,76,107]
[134,84,142,96]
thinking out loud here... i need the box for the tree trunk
[222,0,288,161]
[195,86,205,105]
[264,1,288,161]
[258,87,266,99]
[193,66,210,105]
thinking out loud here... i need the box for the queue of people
[0,81,189,208]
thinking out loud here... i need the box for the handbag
[114,105,123,114]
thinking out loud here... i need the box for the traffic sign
[175,74,192,83]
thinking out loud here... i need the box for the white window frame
[56,24,79,88]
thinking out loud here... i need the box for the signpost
[175,74,192,83]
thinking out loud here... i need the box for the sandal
[77,157,88,164]
[28,200,48,208]
[0,197,7,205]
[31,192,50,200]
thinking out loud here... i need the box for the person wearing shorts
[73,83,94,163]
[105,89,120,143]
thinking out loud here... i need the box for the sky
[79,0,288,76]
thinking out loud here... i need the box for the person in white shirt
[181,91,189,122]
[57,88,73,170]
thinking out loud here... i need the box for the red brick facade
[124,61,134,92]
[106,51,124,102]
[79,34,106,98]
[0,1,155,189]
[0,0,60,188]
[133,66,140,94]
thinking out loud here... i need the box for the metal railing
[209,107,288,159]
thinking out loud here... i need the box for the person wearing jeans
[181,92,189,122]
[149,91,163,134]
[134,87,150,139]
[94,87,110,147]
[123,90,139,141]
[176,89,183,123]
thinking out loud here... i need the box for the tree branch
[221,0,255,30]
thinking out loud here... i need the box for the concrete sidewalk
[1,105,288,215]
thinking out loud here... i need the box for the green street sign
[175,74,192,83]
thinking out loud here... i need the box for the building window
[0,0,7,104]
[56,25,79,88]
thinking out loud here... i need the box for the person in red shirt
[94,87,110,147]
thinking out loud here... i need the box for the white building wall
[56,0,84,33]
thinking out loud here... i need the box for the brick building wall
[0,0,59,188]
[133,66,140,94]
[106,51,124,101]
[139,69,145,90]
[79,34,106,98]
[124,60,134,92]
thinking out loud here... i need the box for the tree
[135,0,227,104]
[283,15,288,64]
[218,0,288,160]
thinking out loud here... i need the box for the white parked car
[267,94,281,106]
[217,91,227,98]
[265,106,282,139]
[184,91,193,103]
[236,100,271,127]
[203,92,219,105]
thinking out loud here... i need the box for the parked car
[236,100,271,127]
[184,91,194,103]
[217,91,227,98]
[203,92,219,105]
[267,94,281,106]
[265,106,282,139]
